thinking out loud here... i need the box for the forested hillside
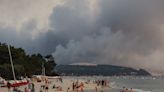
[0,43,57,79]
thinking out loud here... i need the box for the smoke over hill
[1,0,164,74]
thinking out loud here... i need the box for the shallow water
[107,76,164,92]
[65,76,164,92]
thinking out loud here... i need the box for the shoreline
[0,76,120,92]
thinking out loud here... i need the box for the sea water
[66,76,164,92]
[108,76,164,92]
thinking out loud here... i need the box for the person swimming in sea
[120,86,126,92]
[130,88,135,92]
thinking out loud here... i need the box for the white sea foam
[134,88,152,92]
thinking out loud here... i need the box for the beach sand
[0,76,120,92]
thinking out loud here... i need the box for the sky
[1,0,164,75]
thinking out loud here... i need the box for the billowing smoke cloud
[51,0,164,74]
[1,0,164,74]
[0,0,64,53]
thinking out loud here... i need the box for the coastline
[0,76,119,92]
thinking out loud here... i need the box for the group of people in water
[94,79,109,92]
[94,79,108,87]
[120,87,135,92]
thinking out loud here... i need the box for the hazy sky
[1,0,164,74]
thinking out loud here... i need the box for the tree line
[0,43,58,79]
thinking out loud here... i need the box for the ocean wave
[109,82,152,92]
[133,88,152,92]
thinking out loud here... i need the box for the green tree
[0,43,58,79]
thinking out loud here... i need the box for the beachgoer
[28,83,32,90]
[75,81,79,92]
[59,77,63,83]
[56,86,62,91]
[123,87,126,91]
[31,83,35,92]
[125,88,128,92]
[13,87,19,92]
[79,82,84,92]
[130,88,135,92]
[104,80,107,87]
[45,79,48,84]
[45,85,49,92]
[101,80,105,87]
[67,87,70,92]
[52,84,56,89]
[107,80,110,88]
[95,86,98,92]
[41,85,45,90]
[39,86,44,92]
[24,87,29,92]
[121,86,126,92]
[7,81,11,92]
[72,82,75,91]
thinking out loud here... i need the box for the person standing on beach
[45,85,49,92]
[101,80,105,87]
[67,87,70,92]
[75,81,79,92]
[24,87,29,92]
[95,86,98,92]
[59,77,63,83]
[7,81,11,92]
[72,82,75,91]
[31,83,35,92]
[79,82,84,92]
[39,85,44,92]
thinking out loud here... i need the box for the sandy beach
[0,76,120,92]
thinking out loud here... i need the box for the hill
[55,65,151,76]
